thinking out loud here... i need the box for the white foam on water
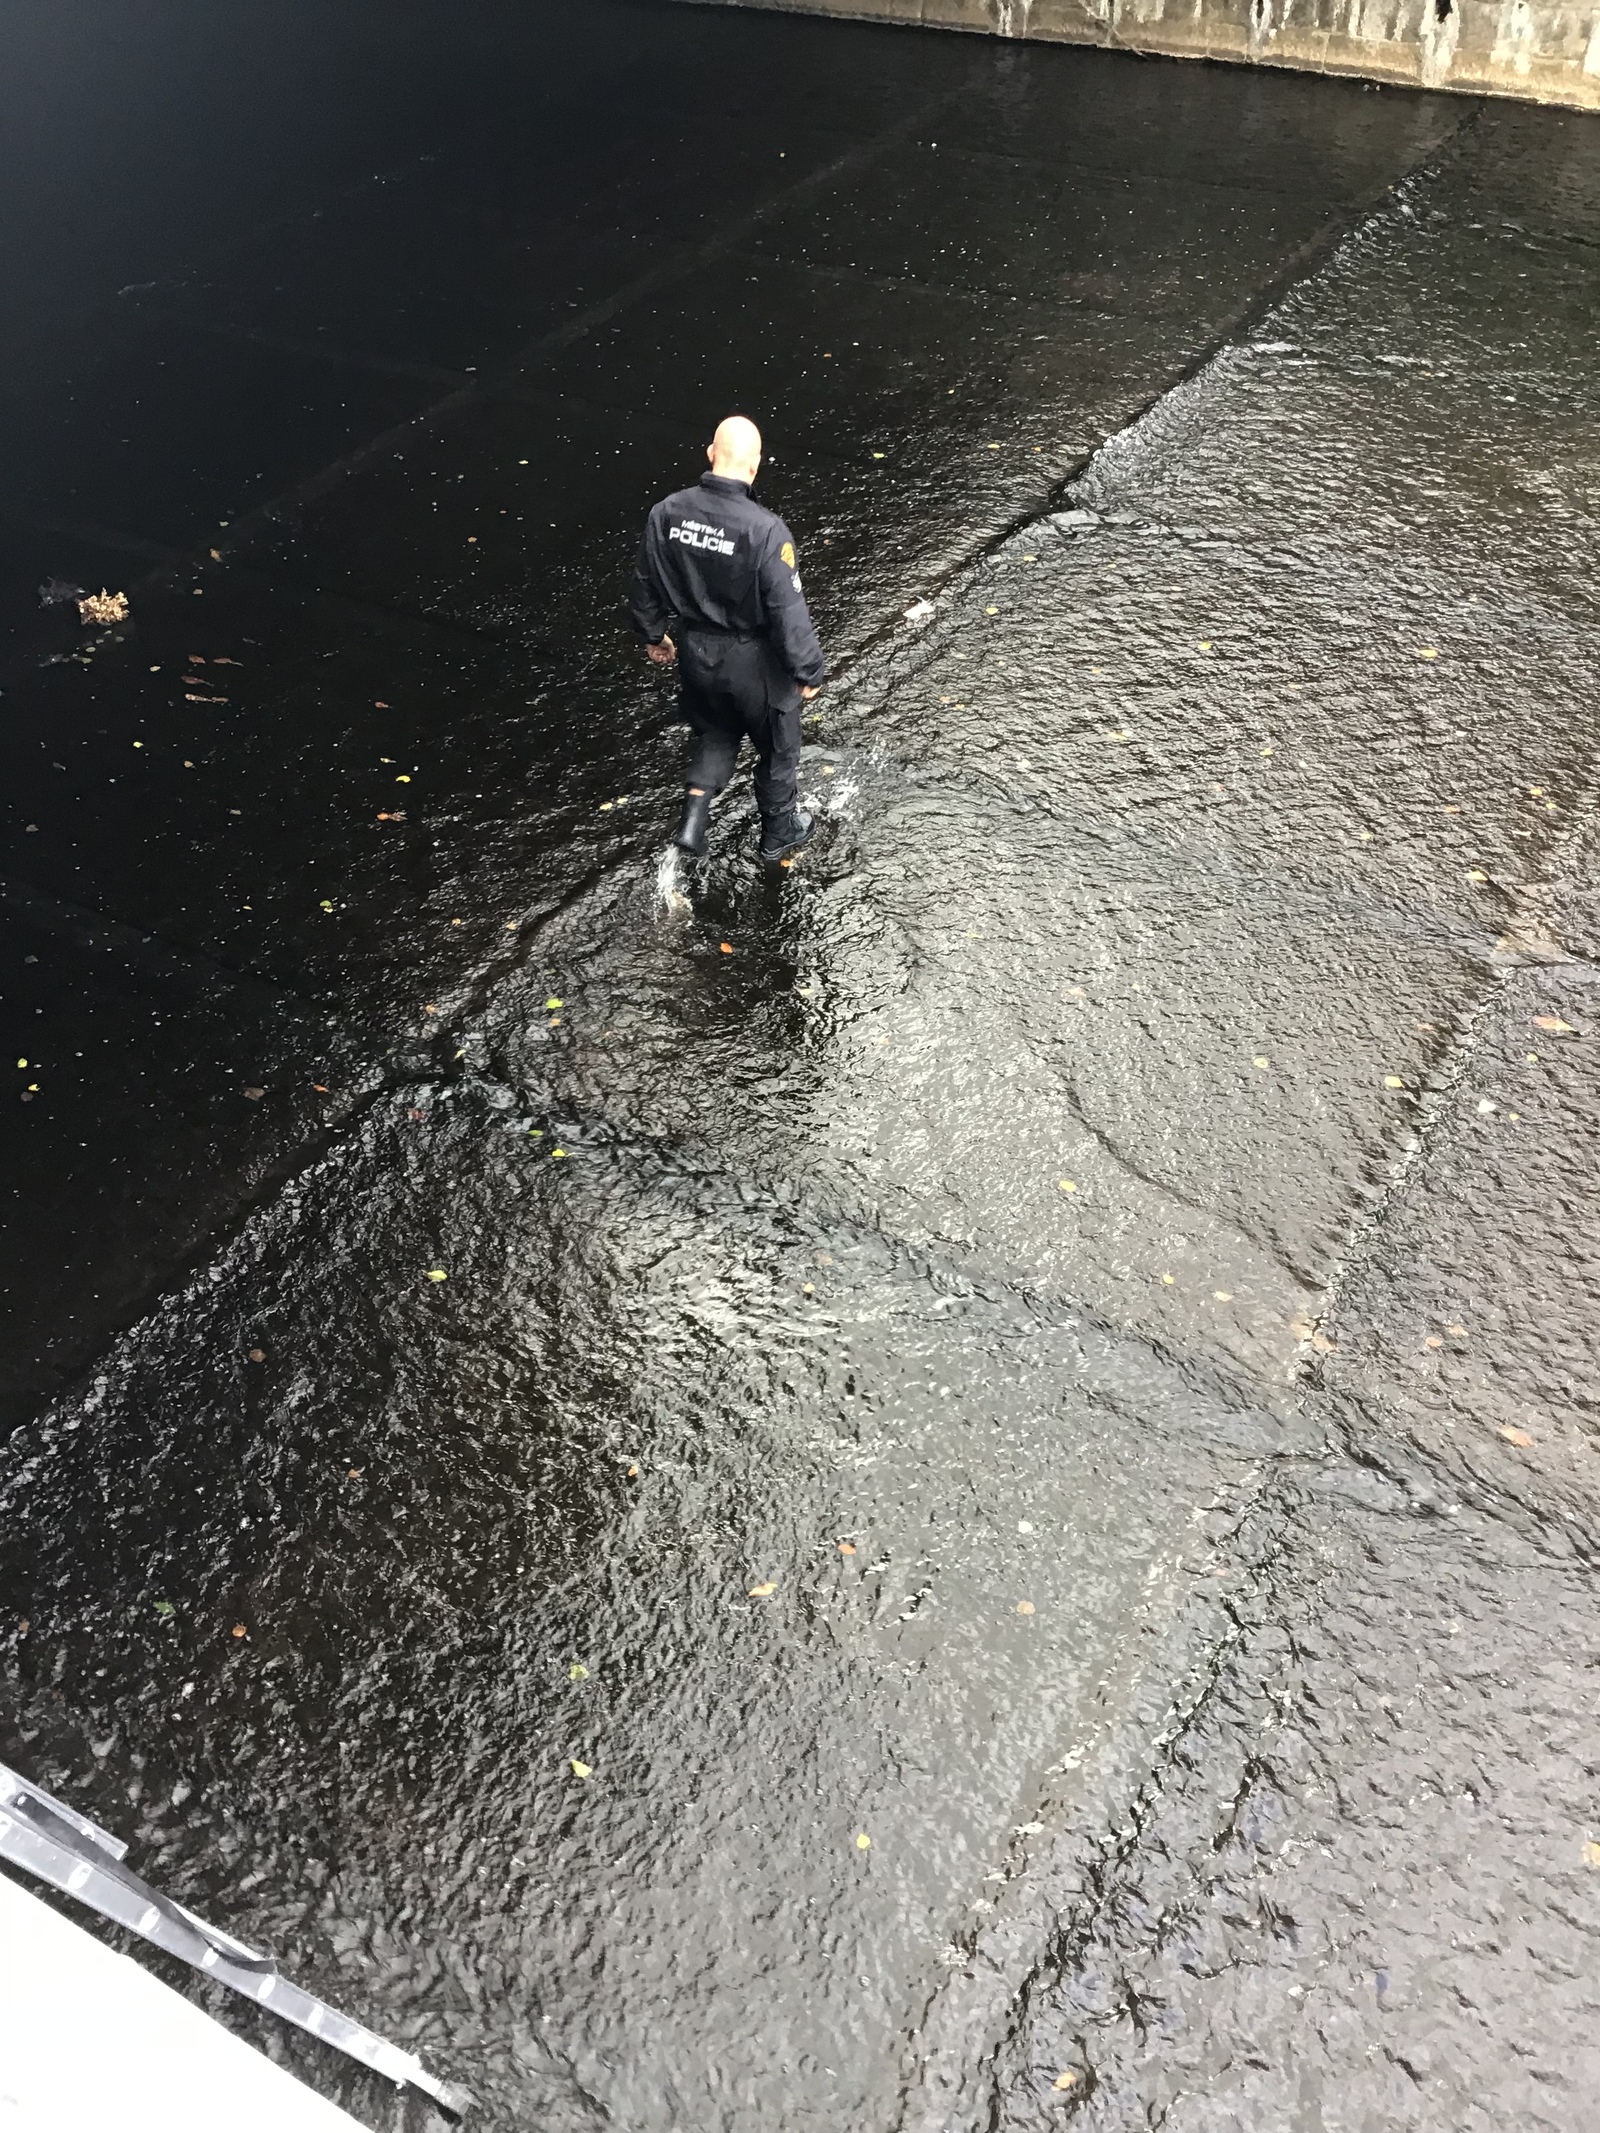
[654,845,692,917]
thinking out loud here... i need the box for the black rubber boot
[672,789,713,856]
[758,808,815,861]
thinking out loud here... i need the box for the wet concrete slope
[3,6,1600,2130]
[901,107,1600,2131]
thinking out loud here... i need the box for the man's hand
[646,635,677,667]
[800,684,821,700]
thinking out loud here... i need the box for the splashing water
[654,844,692,917]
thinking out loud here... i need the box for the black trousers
[678,630,801,828]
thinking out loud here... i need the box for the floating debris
[77,590,130,626]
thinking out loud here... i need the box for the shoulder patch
[780,541,796,568]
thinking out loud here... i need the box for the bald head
[708,415,762,484]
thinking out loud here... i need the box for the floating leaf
[1057,1179,1077,1194]
[1053,2071,1081,2093]
[1252,1056,1269,1070]
[1533,1015,1575,1034]
[569,1663,589,1681]
[153,1600,176,1617]
[1016,1600,1036,1616]
[1498,1426,1534,1447]
[856,1832,872,1850]
[1465,869,1488,883]
[426,1268,448,1282]
[1213,1290,1233,1302]
[837,1540,857,1556]
[1583,1841,1600,1868]
[231,1623,248,1638]
[1415,647,1439,659]
[1383,1074,1405,1089]
[570,1759,592,1779]
[748,1581,777,1598]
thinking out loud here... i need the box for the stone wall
[684,0,1600,108]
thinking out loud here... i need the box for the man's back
[631,471,823,686]
[633,418,824,864]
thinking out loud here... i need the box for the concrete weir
[683,0,1600,107]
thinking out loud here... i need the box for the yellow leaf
[545,996,563,1009]
[1053,2071,1081,2092]
[551,1148,567,1159]
[856,1832,872,1850]
[426,1268,448,1282]
[1583,1840,1600,1867]
[1252,1056,1270,1070]
[1498,1425,1534,1448]
[1383,1075,1405,1089]
[1016,1600,1036,1616]
[749,1581,777,1597]
[1057,1179,1077,1194]
[1465,869,1488,883]
[1533,1015,1574,1034]
[569,1663,589,1680]
[1415,647,1439,659]
[570,1759,592,1779]
[1213,1290,1233,1302]
[985,606,999,616]
[395,774,411,783]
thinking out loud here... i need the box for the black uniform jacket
[629,473,825,688]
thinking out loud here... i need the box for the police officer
[631,415,825,860]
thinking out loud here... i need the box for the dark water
[2,4,1599,2127]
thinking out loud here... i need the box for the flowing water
[2,4,1599,2127]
